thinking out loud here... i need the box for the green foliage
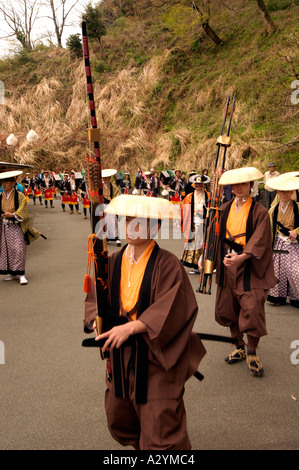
[169,135,181,166]
[84,3,106,42]
[162,5,194,38]
[92,59,112,74]
[13,48,37,65]
[66,34,83,58]
[266,0,293,11]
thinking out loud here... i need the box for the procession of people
[1,162,298,299]
[0,158,298,451]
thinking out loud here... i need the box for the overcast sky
[0,0,98,58]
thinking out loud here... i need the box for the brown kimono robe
[104,244,206,450]
[215,199,276,344]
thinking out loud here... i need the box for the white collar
[3,188,15,199]
[280,200,290,214]
[235,196,248,203]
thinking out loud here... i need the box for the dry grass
[0,2,298,173]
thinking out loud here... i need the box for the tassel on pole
[83,234,97,294]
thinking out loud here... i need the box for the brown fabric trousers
[104,346,191,450]
[215,267,268,350]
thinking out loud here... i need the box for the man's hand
[3,211,14,218]
[223,252,251,268]
[288,230,298,242]
[93,320,147,353]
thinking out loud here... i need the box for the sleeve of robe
[244,204,272,258]
[243,203,275,283]
[15,192,41,242]
[14,192,29,225]
[216,201,276,289]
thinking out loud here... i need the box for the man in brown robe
[93,195,206,450]
[215,168,276,377]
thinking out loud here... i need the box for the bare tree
[134,0,223,46]
[191,0,222,46]
[0,0,41,50]
[42,0,79,47]
[255,0,276,35]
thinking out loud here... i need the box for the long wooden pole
[197,94,236,295]
[81,20,109,336]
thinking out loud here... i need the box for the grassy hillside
[0,0,298,175]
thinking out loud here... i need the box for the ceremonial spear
[81,19,109,349]
[197,94,236,295]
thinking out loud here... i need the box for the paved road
[0,200,298,450]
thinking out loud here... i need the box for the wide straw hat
[265,173,299,191]
[0,161,33,171]
[104,194,180,220]
[102,169,117,178]
[219,167,263,185]
[193,174,211,184]
[0,170,23,180]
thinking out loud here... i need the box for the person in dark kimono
[30,172,43,205]
[58,174,70,212]
[41,170,54,208]
[79,178,91,219]
[214,167,276,377]
[93,195,206,450]
[151,171,161,197]
[21,173,31,192]
[134,170,144,194]
[169,169,184,203]
[140,171,153,196]
[120,172,131,194]
[66,171,81,215]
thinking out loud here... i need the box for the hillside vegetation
[0,0,298,175]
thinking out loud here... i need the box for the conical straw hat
[102,169,117,178]
[193,174,210,184]
[219,167,263,185]
[265,173,299,191]
[0,170,23,180]
[104,194,180,220]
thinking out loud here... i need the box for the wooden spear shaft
[82,20,109,335]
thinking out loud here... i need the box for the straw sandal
[246,354,264,377]
[224,345,246,364]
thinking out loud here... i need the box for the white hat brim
[265,174,299,191]
[219,167,263,185]
[102,169,117,178]
[104,194,180,220]
[0,170,23,180]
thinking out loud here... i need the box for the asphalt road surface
[0,200,298,451]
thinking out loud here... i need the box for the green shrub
[266,0,292,11]
[66,34,82,58]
